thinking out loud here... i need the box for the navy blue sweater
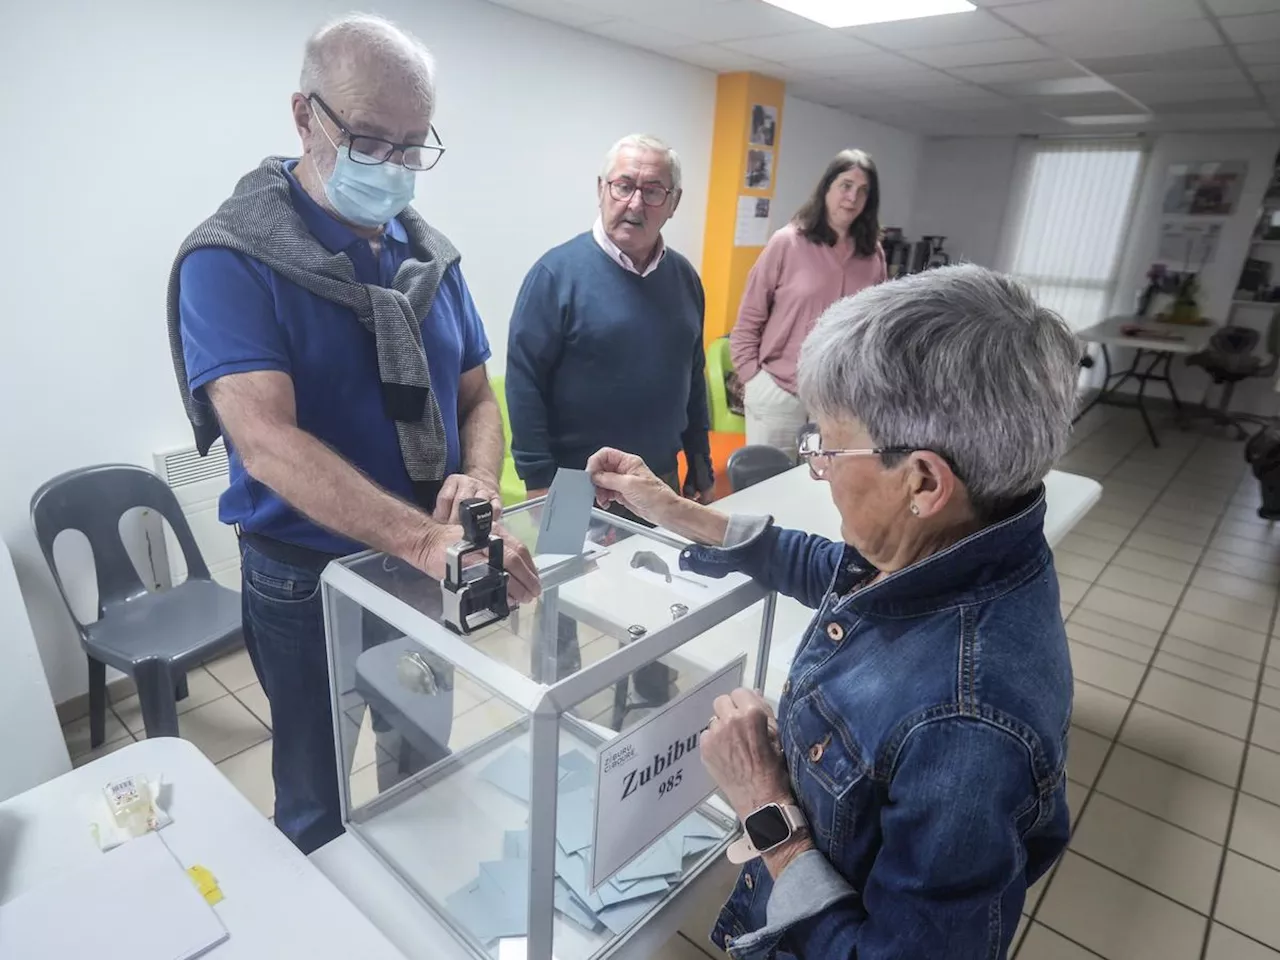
[505,232,712,491]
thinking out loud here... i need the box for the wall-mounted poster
[1157,220,1222,268]
[735,196,771,247]
[745,149,773,190]
[1162,160,1248,216]
[749,104,777,147]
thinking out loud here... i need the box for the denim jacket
[680,489,1072,960]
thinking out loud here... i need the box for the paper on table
[536,469,596,557]
[0,832,228,960]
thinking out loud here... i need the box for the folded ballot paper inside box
[442,745,727,947]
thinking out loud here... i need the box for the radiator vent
[157,440,230,489]
[152,440,240,591]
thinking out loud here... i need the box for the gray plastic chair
[727,445,796,492]
[31,464,242,746]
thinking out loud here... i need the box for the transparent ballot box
[321,501,779,960]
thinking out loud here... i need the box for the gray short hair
[798,264,1080,512]
[300,14,437,117]
[601,134,682,192]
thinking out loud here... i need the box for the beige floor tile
[1066,780,1087,829]
[1167,610,1267,662]
[1054,551,1106,583]
[1011,915,1030,956]
[1136,516,1213,547]
[1074,681,1131,739]
[1110,547,1196,586]
[1026,861,1054,914]
[1160,635,1261,682]
[1038,853,1205,960]
[451,697,524,751]
[1153,651,1258,699]
[1080,586,1174,633]
[1096,565,1186,606]
[1243,745,1280,807]
[1096,744,1234,843]
[1206,924,1280,960]
[112,667,228,736]
[1074,518,1130,545]
[1253,705,1280,754]
[1068,725,1111,788]
[1147,503,1219,531]
[172,694,271,764]
[1212,534,1280,565]
[217,739,274,817]
[1265,666,1280,688]
[1215,853,1280,951]
[1058,533,1121,563]
[1231,793,1280,872]
[204,647,259,692]
[1138,669,1252,739]
[1070,642,1146,698]
[1061,601,1076,620]
[1220,518,1280,547]
[1181,587,1275,635]
[1068,608,1162,648]
[1193,567,1279,607]
[61,709,130,760]
[1200,550,1280,587]
[654,934,718,960]
[1120,704,1244,786]
[1263,686,1280,711]
[234,683,271,728]
[1127,531,1205,564]
[72,733,137,768]
[1018,923,1108,959]
[1066,622,1154,665]
[1069,793,1220,911]
[1058,575,1090,607]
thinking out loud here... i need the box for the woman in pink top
[731,149,887,458]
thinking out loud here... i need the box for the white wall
[775,95,925,236]
[0,0,716,705]
[907,137,1020,267]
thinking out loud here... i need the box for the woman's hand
[701,688,794,821]
[586,448,682,525]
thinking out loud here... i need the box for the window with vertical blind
[1000,139,1147,331]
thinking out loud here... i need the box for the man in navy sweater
[506,134,714,509]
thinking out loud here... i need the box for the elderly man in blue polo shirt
[168,13,539,854]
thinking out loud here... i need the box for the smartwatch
[727,802,807,864]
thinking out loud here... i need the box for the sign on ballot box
[590,655,746,888]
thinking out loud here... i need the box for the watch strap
[727,803,806,864]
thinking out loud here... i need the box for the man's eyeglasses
[607,178,675,207]
[309,94,445,172]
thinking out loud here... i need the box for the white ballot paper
[536,468,596,558]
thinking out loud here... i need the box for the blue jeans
[239,542,341,854]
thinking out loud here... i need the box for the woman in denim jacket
[588,265,1080,959]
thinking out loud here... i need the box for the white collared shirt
[592,216,666,278]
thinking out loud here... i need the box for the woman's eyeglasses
[797,429,912,480]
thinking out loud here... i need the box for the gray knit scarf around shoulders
[166,156,459,503]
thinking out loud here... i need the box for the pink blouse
[730,224,887,395]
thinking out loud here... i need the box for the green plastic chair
[490,375,528,506]
[706,337,746,435]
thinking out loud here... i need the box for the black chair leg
[88,654,107,748]
[135,659,181,739]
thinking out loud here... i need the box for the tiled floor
[60,405,1280,959]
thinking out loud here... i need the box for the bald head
[299,14,436,120]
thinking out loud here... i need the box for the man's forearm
[243,424,441,563]
[460,393,504,483]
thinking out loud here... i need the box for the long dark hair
[793,149,880,258]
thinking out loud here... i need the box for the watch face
[745,805,791,851]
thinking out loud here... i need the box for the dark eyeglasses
[606,178,676,207]
[309,94,445,172]
[798,428,963,482]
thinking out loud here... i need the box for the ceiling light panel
[759,0,976,29]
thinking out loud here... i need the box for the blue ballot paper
[555,786,595,854]
[479,746,532,804]
[503,830,529,861]
[536,468,596,556]
[597,893,668,936]
[554,879,602,932]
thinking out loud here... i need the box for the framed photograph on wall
[749,104,777,147]
[745,149,773,190]
[1161,160,1248,216]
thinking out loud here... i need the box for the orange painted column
[700,72,786,347]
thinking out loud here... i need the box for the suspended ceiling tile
[1237,42,1280,64]
[1220,11,1280,42]
[720,30,876,60]
[1047,20,1223,59]
[1100,67,1247,86]
[666,43,778,73]
[951,59,1088,83]
[1205,0,1280,13]
[1078,47,1240,73]
[795,50,941,78]
[484,0,612,27]
[910,37,1055,69]
[990,75,1117,97]
[581,19,693,53]
[1113,81,1257,104]
[656,0,817,43]
[1250,64,1280,81]
[843,9,1022,49]
[1000,0,1205,35]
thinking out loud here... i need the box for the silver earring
[910,503,920,516]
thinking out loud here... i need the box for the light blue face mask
[312,103,416,228]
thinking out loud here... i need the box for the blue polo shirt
[179,161,490,555]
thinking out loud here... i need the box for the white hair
[798,265,1081,513]
[601,134,682,192]
[300,13,437,117]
